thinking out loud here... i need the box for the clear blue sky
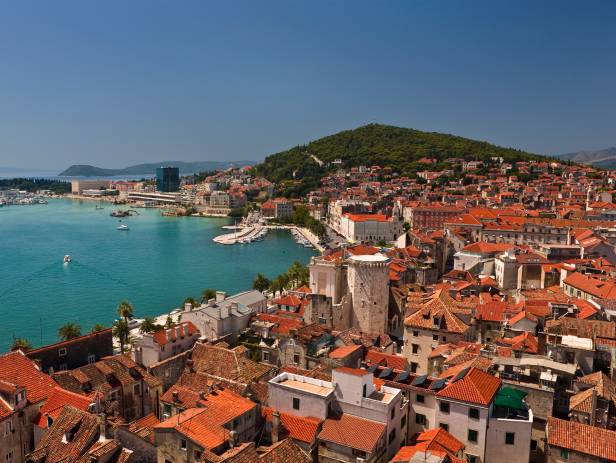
[0,0,615,170]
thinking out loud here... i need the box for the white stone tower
[347,254,391,334]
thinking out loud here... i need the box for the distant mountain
[559,147,616,169]
[254,123,551,196]
[58,160,257,177]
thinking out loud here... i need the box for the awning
[494,386,528,410]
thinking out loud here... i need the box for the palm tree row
[252,261,309,294]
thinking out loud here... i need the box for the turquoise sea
[0,199,316,351]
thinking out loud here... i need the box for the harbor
[212,223,324,252]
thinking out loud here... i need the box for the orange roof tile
[437,368,501,406]
[318,414,385,452]
[547,417,616,461]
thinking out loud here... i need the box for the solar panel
[411,374,428,386]
[394,371,409,382]
[430,378,447,390]
[452,367,470,383]
[378,367,392,378]
[367,364,378,373]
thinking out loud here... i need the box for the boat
[117,224,129,231]
[63,255,71,263]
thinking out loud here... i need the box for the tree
[113,319,130,354]
[183,297,199,309]
[58,322,81,341]
[116,301,134,324]
[201,288,216,303]
[403,221,411,232]
[11,337,32,352]
[139,317,160,334]
[165,315,175,329]
[252,273,270,292]
[91,323,107,333]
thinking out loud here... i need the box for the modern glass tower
[156,166,180,192]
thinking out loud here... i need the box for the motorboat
[117,224,129,231]
[63,255,71,263]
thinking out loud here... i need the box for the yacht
[117,224,129,231]
[63,255,71,263]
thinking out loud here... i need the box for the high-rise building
[156,166,180,192]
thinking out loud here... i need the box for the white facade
[338,214,400,243]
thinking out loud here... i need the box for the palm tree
[113,319,130,354]
[116,300,134,324]
[183,297,199,309]
[58,322,81,341]
[139,317,160,334]
[201,288,216,303]
[165,315,175,329]
[252,273,270,292]
[11,337,32,352]
[91,323,106,333]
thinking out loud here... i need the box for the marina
[0,199,316,350]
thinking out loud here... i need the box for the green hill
[254,124,548,196]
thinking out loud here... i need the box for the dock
[213,225,264,245]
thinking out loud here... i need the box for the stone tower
[347,254,391,334]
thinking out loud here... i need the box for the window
[560,449,569,460]
[410,362,418,373]
[468,408,480,419]
[293,353,300,364]
[467,455,477,463]
[352,449,367,458]
[413,330,419,337]
[180,439,187,450]
[262,351,270,362]
[391,408,395,420]
[5,451,13,463]
[58,347,67,357]
[439,423,449,431]
[468,429,478,443]
[292,397,300,410]
[388,429,396,444]
[439,402,450,413]
[318,317,327,324]
[194,450,202,460]
[415,413,426,425]
[401,414,406,428]
[530,440,537,451]
[412,344,419,354]
[87,354,96,364]
[505,432,515,445]
[363,384,367,397]
[5,421,12,436]
[433,334,439,341]
[416,394,424,403]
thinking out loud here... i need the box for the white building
[71,179,111,194]
[132,321,200,367]
[338,213,401,243]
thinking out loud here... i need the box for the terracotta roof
[415,427,465,454]
[545,317,616,340]
[318,414,386,453]
[461,242,513,254]
[404,290,471,334]
[152,321,199,346]
[127,413,160,443]
[36,386,93,428]
[261,407,322,444]
[365,350,408,371]
[0,351,57,419]
[570,372,616,413]
[154,388,256,450]
[439,356,491,379]
[547,417,616,461]
[507,310,538,326]
[437,368,501,406]
[273,294,303,308]
[344,213,391,222]
[334,367,371,377]
[328,344,362,360]
[497,332,539,354]
[563,272,616,299]
[191,343,275,385]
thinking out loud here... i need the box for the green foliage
[116,300,134,322]
[11,337,33,352]
[253,273,271,292]
[201,288,216,303]
[58,322,81,341]
[0,178,70,194]
[91,323,107,333]
[140,317,163,334]
[264,260,309,293]
[183,297,199,308]
[255,124,549,196]
[112,319,130,353]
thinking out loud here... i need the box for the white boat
[117,224,129,231]
[63,255,71,263]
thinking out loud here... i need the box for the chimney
[271,411,280,444]
[98,413,110,441]
[216,291,227,302]
[228,430,238,448]
[184,302,192,312]
[172,391,180,403]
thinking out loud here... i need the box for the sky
[0,1,615,170]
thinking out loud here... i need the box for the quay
[213,225,264,244]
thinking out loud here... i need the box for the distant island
[559,147,616,169]
[59,160,258,177]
